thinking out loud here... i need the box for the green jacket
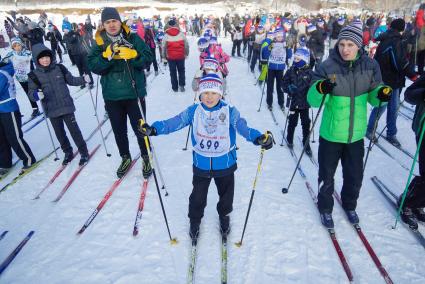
[87,25,153,101]
[307,48,384,144]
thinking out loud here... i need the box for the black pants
[242,38,248,53]
[266,69,284,107]
[0,111,36,168]
[68,52,76,65]
[73,55,93,84]
[168,59,185,91]
[51,43,62,62]
[232,40,242,56]
[104,98,148,157]
[146,47,158,72]
[318,137,364,213]
[247,43,253,61]
[286,109,311,144]
[403,134,425,209]
[188,173,235,222]
[250,49,260,72]
[18,81,39,110]
[418,50,425,75]
[50,113,88,156]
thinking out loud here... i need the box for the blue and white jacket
[260,38,292,71]
[0,62,19,113]
[152,100,262,177]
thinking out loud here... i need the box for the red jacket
[163,26,188,60]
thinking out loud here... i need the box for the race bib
[193,104,231,157]
[269,42,286,65]
[12,55,31,81]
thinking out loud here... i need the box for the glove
[115,46,138,60]
[33,90,44,101]
[83,74,91,83]
[102,44,115,60]
[138,121,157,136]
[410,74,419,82]
[255,131,274,150]
[377,86,392,102]
[288,84,298,94]
[316,79,336,95]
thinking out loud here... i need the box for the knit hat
[294,48,310,65]
[337,24,363,48]
[307,24,317,33]
[266,31,275,39]
[352,18,363,30]
[101,7,121,23]
[202,57,219,71]
[337,17,345,25]
[390,18,405,32]
[130,23,138,33]
[168,18,177,27]
[274,28,284,38]
[11,37,23,47]
[209,36,218,44]
[199,74,223,97]
[317,19,324,27]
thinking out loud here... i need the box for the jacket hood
[376,28,401,42]
[166,26,180,36]
[32,43,55,69]
[0,61,14,76]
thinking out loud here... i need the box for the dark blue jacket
[0,62,19,113]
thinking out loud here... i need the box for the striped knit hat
[202,57,219,71]
[337,24,363,48]
[199,74,223,96]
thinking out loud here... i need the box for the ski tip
[133,230,138,237]
[77,229,84,235]
[28,231,35,237]
[234,241,242,248]
[282,188,288,194]
[182,148,187,151]
[32,196,40,200]
[170,238,178,245]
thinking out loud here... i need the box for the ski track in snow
[0,25,425,283]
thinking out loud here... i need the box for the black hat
[390,18,405,32]
[37,50,53,61]
[168,18,177,27]
[101,7,121,23]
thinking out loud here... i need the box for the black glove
[255,131,274,150]
[138,122,157,136]
[377,86,392,102]
[316,79,336,95]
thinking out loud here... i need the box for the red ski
[133,178,150,236]
[77,155,141,234]
[305,181,354,283]
[52,145,101,203]
[333,191,393,284]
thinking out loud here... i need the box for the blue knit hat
[199,74,223,96]
[294,48,310,65]
[101,7,121,23]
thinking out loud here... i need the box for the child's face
[201,91,221,108]
[294,57,301,63]
[38,56,51,67]
[12,43,22,52]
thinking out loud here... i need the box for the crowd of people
[1,5,425,237]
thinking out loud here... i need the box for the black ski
[221,234,228,284]
[380,136,416,160]
[371,176,425,249]
[367,137,410,171]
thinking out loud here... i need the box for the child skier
[4,37,41,118]
[28,44,91,166]
[139,73,274,239]
[0,57,37,176]
[282,48,313,155]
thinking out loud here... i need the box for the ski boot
[413,208,425,223]
[366,131,377,143]
[154,70,159,76]
[189,220,200,240]
[305,143,312,156]
[320,212,334,229]
[267,105,272,111]
[117,155,132,178]
[142,155,152,179]
[89,83,95,90]
[0,168,10,178]
[400,207,418,230]
[220,215,230,236]
[79,154,89,166]
[344,210,359,225]
[62,150,74,166]
[386,135,401,147]
[31,108,41,119]
[179,86,185,92]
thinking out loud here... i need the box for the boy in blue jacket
[139,73,273,239]
[0,58,36,176]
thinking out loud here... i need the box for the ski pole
[95,75,100,113]
[235,146,266,247]
[183,91,198,151]
[39,103,59,161]
[363,101,384,173]
[394,114,425,229]
[282,93,327,194]
[311,108,316,143]
[141,119,178,245]
[87,84,111,157]
[124,59,167,192]
[257,63,268,112]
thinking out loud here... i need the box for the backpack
[27,64,68,89]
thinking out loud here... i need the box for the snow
[0,11,425,284]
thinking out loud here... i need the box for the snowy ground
[0,28,425,284]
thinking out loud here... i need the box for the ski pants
[18,81,39,111]
[404,133,425,209]
[50,43,63,62]
[286,108,311,145]
[232,40,242,56]
[317,137,364,213]
[168,59,185,91]
[73,55,93,84]
[104,98,148,158]
[250,49,261,72]
[266,69,284,107]
[188,173,235,222]
[50,113,88,156]
[367,88,401,137]
[0,111,36,168]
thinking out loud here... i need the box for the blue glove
[33,90,44,101]
[288,84,298,94]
